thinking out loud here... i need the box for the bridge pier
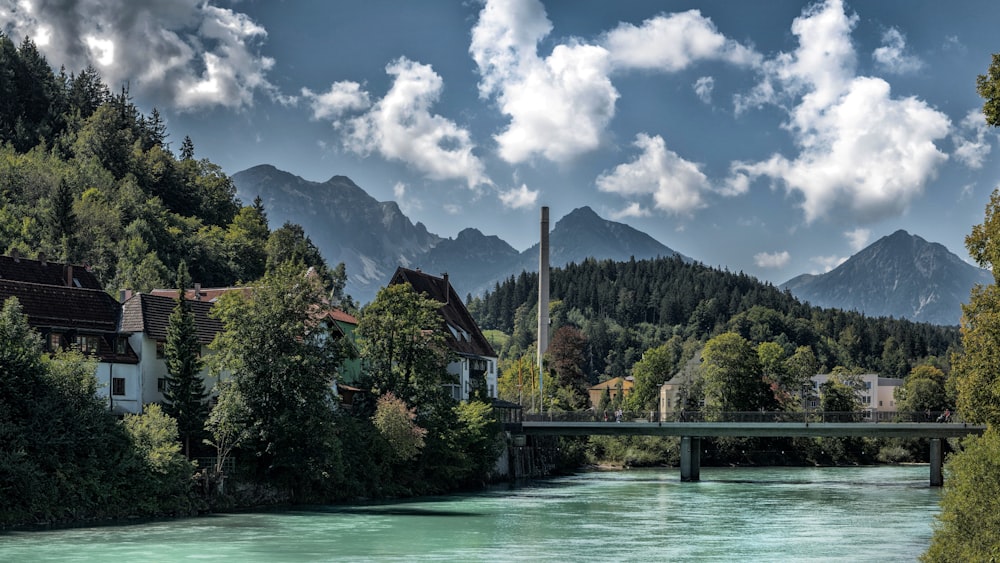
[930,438,943,487]
[680,436,701,482]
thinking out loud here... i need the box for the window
[48,332,62,352]
[115,337,127,355]
[156,341,165,359]
[157,378,168,393]
[112,377,126,396]
[76,334,101,354]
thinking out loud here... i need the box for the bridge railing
[522,410,963,424]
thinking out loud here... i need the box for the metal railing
[522,410,963,424]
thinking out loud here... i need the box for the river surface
[1,465,939,562]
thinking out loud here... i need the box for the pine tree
[48,177,76,260]
[162,261,208,457]
[179,135,194,160]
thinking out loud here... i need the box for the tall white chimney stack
[538,206,550,382]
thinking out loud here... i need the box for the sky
[3,0,999,285]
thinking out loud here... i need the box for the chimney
[194,282,202,301]
[64,264,73,287]
[38,251,46,266]
[538,206,550,374]
[119,289,133,303]
[10,248,19,262]
[441,273,449,305]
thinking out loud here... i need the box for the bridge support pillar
[930,438,943,487]
[680,436,701,482]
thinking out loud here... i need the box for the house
[143,285,361,402]
[0,252,140,413]
[588,376,634,409]
[808,373,903,420]
[119,292,225,410]
[388,267,498,401]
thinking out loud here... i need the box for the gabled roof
[589,376,635,392]
[0,279,138,364]
[0,279,120,332]
[120,293,223,345]
[389,267,496,359]
[0,254,103,289]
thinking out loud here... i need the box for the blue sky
[3,0,998,285]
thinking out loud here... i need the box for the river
[1,465,939,562]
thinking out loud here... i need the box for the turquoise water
[0,465,939,562]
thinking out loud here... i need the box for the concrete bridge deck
[516,419,985,486]
[521,421,982,439]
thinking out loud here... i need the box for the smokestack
[538,207,550,374]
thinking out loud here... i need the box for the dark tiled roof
[389,267,496,358]
[0,255,103,289]
[0,279,120,332]
[120,293,224,345]
[0,279,138,364]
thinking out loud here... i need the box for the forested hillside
[469,256,960,383]
[0,34,346,302]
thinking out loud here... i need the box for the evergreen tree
[179,135,195,160]
[47,178,76,260]
[162,261,208,457]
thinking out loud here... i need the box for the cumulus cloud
[610,202,651,220]
[498,184,539,209]
[952,109,993,169]
[729,0,950,224]
[872,28,924,74]
[302,81,371,121]
[470,0,759,164]
[754,251,791,268]
[596,133,712,215]
[693,76,714,104]
[339,57,489,189]
[844,227,870,252]
[603,10,761,71]
[811,254,848,273]
[0,0,280,110]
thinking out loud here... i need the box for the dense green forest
[469,255,960,384]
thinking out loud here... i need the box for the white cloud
[952,109,992,169]
[693,76,714,104]
[603,10,761,71]
[729,0,950,224]
[340,57,489,189]
[302,81,371,121]
[610,202,651,220]
[1,0,281,110]
[811,254,848,273]
[872,28,923,74]
[596,133,711,215]
[470,0,617,164]
[498,184,539,209]
[844,227,870,252]
[392,182,423,216]
[470,0,759,164]
[754,250,791,268]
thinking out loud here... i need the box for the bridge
[512,411,985,486]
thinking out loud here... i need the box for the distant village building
[808,373,903,421]
[587,376,633,409]
[389,267,498,401]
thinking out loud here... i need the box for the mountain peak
[782,230,989,325]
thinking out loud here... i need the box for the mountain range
[232,165,989,325]
[231,165,682,303]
